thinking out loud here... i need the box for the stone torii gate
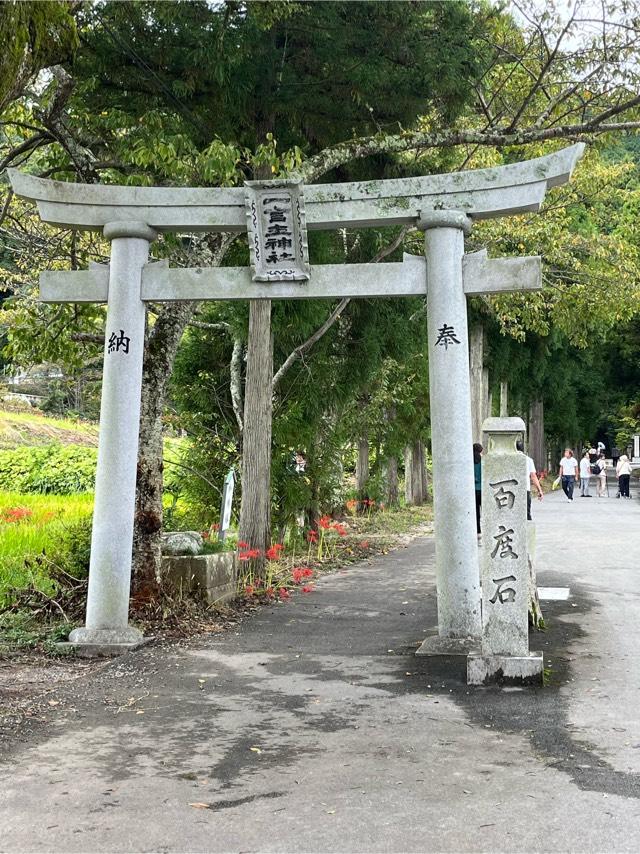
[9,143,583,655]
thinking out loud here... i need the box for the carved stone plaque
[244,180,310,282]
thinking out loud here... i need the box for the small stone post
[467,417,543,685]
[416,211,481,652]
[69,221,157,653]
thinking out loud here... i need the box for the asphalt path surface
[2,483,640,852]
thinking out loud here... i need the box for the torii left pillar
[69,221,156,653]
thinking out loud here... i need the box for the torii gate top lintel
[8,143,584,233]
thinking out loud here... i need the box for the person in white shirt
[516,440,544,519]
[558,449,579,501]
[616,454,632,498]
[579,450,593,497]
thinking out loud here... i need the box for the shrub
[0,444,97,494]
[51,516,93,578]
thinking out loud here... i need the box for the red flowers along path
[235,511,381,603]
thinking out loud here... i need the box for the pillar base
[56,626,146,658]
[467,651,544,686]
[415,633,480,657]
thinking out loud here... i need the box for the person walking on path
[617,454,632,498]
[596,452,608,497]
[473,443,483,535]
[559,448,579,501]
[612,445,621,468]
[579,450,593,497]
[517,439,544,519]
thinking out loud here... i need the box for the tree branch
[230,337,244,435]
[188,319,231,332]
[297,120,640,182]
[272,226,409,389]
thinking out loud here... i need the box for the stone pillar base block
[57,626,146,658]
[416,633,480,657]
[467,651,544,686]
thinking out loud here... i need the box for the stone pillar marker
[416,211,481,652]
[68,221,157,653]
[467,417,543,685]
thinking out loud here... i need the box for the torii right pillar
[418,211,481,652]
[416,217,544,655]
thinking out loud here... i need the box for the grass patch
[350,503,433,536]
[0,409,99,449]
[0,491,93,602]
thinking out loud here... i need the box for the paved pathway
[2,488,640,852]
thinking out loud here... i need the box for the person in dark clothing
[612,446,621,468]
[473,443,483,535]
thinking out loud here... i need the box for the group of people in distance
[558,444,633,501]
[473,438,635,538]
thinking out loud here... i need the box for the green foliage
[52,515,93,578]
[0,444,97,494]
[0,1,78,109]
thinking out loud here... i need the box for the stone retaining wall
[161,552,237,605]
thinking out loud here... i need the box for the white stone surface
[8,144,584,232]
[480,418,529,657]
[69,221,155,647]
[421,211,481,641]
[42,250,544,305]
[538,587,571,601]
[160,531,203,556]
[462,250,541,294]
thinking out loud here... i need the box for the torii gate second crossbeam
[9,144,584,655]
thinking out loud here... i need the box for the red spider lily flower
[333,524,347,537]
[239,551,251,561]
[359,540,370,549]
[279,588,291,600]
[345,499,358,511]
[201,530,210,540]
[301,585,315,593]
[291,568,305,584]
[246,548,261,559]
[0,506,33,523]
[265,544,284,561]
[318,515,332,530]
[265,586,275,598]
[237,541,250,549]
[302,567,314,578]
[307,530,319,543]
[211,523,220,531]
[244,584,255,596]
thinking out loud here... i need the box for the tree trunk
[132,233,230,596]
[499,380,508,416]
[404,440,424,506]
[356,434,370,497]
[385,455,399,507]
[529,399,545,471]
[469,322,486,443]
[132,301,200,597]
[239,299,273,557]
[418,439,429,501]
